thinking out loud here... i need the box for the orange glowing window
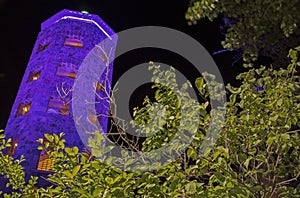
[96,82,105,93]
[15,103,31,117]
[37,150,55,172]
[5,141,18,156]
[47,98,70,115]
[27,71,41,82]
[56,64,77,79]
[64,37,83,48]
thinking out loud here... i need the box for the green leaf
[185,181,197,194]
[280,133,290,140]
[277,98,283,106]
[288,49,297,60]
[269,114,278,122]
[214,172,225,183]
[72,165,80,177]
[187,148,197,159]
[195,77,204,93]
[243,158,251,169]
[72,146,79,155]
[37,146,43,150]
[105,177,114,185]
[44,134,53,142]
[62,170,73,178]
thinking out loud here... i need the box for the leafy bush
[0,47,299,197]
[186,0,300,67]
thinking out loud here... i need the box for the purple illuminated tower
[2,9,117,184]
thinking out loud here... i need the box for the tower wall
[2,9,117,188]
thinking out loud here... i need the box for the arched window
[5,141,18,156]
[56,63,77,79]
[36,39,50,54]
[27,71,41,82]
[64,37,83,48]
[96,81,105,93]
[15,102,31,117]
[47,97,70,115]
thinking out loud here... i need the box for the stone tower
[2,9,117,184]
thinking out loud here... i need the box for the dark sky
[0,0,245,128]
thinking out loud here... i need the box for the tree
[1,47,299,196]
[186,0,300,67]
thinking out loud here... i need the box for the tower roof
[41,9,116,40]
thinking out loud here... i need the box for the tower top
[41,9,116,39]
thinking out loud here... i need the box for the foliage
[186,0,300,67]
[0,130,39,197]
[0,47,300,197]
[132,64,203,153]
[190,46,300,197]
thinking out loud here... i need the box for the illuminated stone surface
[1,9,117,190]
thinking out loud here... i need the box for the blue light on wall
[1,9,117,189]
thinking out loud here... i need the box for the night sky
[0,0,246,128]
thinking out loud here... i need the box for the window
[47,97,70,115]
[37,149,55,172]
[83,148,95,161]
[27,71,41,82]
[36,42,50,54]
[64,37,83,48]
[56,63,77,79]
[96,82,105,93]
[83,148,91,158]
[15,102,31,117]
[5,142,18,156]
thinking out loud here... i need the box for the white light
[56,16,112,40]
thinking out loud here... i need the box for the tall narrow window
[47,97,70,115]
[36,42,50,54]
[83,148,95,161]
[56,63,77,79]
[37,149,55,172]
[64,37,83,48]
[15,102,31,117]
[5,141,18,156]
[27,71,41,82]
[83,148,91,158]
[96,82,105,93]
